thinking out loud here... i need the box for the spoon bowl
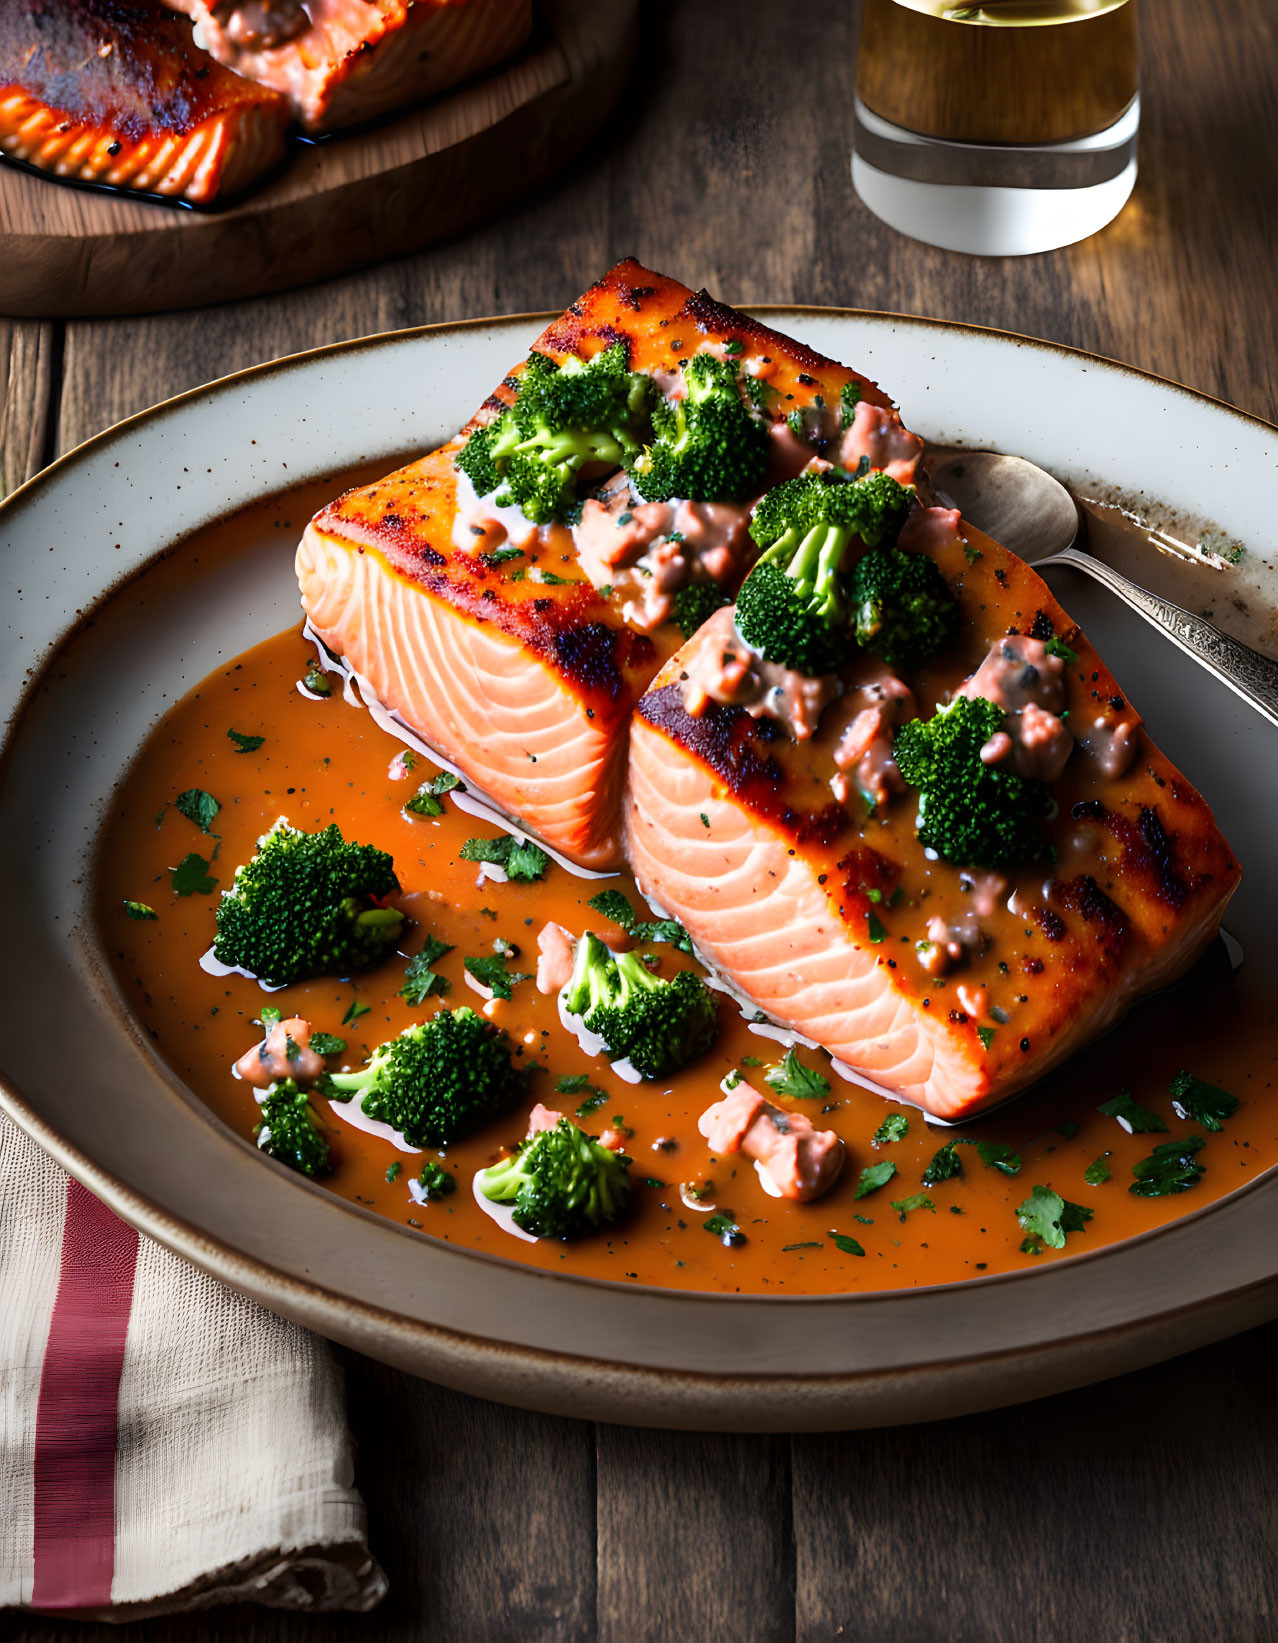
[923,445,1278,730]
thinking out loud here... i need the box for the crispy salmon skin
[162,0,532,133]
[298,259,925,869]
[626,513,1241,1121]
[0,0,289,204]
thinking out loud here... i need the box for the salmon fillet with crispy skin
[296,259,926,869]
[626,515,1241,1122]
[0,0,289,205]
[161,0,532,133]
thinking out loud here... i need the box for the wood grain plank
[0,320,55,498]
[595,1428,793,1643]
[792,1320,1278,1643]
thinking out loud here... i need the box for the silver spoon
[927,447,1278,731]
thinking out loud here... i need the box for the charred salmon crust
[625,518,1241,1121]
[299,445,660,870]
[161,0,532,134]
[0,1,289,204]
[299,259,926,871]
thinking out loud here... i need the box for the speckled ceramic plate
[2,310,1276,1431]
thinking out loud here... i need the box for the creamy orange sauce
[92,481,1278,1295]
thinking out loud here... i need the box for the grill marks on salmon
[0,1,289,203]
[161,0,533,133]
[298,259,926,871]
[626,520,1241,1121]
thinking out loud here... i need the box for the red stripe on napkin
[31,1180,139,1609]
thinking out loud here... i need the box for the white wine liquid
[891,0,1131,26]
[858,0,1138,143]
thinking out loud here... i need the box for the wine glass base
[851,93,1139,256]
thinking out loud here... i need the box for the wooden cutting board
[0,0,634,318]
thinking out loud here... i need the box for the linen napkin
[0,1113,387,1617]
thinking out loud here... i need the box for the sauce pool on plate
[92,484,1278,1296]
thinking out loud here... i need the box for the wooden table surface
[3,1,1276,1637]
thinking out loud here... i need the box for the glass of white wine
[852,0,1140,255]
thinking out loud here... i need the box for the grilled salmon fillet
[161,0,532,133]
[297,259,925,869]
[626,515,1241,1122]
[0,1,289,204]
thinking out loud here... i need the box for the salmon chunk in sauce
[296,259,926,869]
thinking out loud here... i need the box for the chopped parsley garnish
[465,950,531,1000]
[405,772,462,817]
[1129,1135,1206,1197]
[1098,1090,1168,1134]
[829,1231,866,1257]
[535,569,576,586]
[123,900,157,920]
[1016,1183,1093,1252]
[586,889,693,953]
[1083,1154,1112,1185]
[171,853,217,896]
[303,662,331,696]
[1043,636,1078,664]
[555,1073,592,1095]
[175,788,220,833]
[866,910,887,943]
[922,1142,962,1185]
[341,999,371,1027]
[961,1138,1022,1177]
[764,1048,830,1101]
[259,1006,281,1029]
[1167,1070,1239,1132]
[398,935,454,1004]
[576,1092,608,1116]
[385,1161,401,1183]
[644,1177,667,1190]
[976,1026,996,1051]
[486,546,525,565]
[854,1160,896,1199]
[890,1193,935,1221]
[308,1032,346,1057]
[872,1113,909,1146]
[226,728,265,753]
[962,542,983,566]
[703,1213,745,1246]
[782,1241,823,1252]
[459,833,550,883]
[416,1161,456,1200]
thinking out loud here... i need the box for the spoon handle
[1046,547,1278,731]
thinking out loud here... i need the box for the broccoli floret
[325,1007,527,1147]
[255,1081,330,1176]
[562,932,718,1079]
[672,581,731,639]
[893,696,1049,869]
[455,344,652,525]
[478,1116,632,1239]
[631,352,770,504]
[213,820,403,988]
[850,544,958,666]
[736,469,914,674]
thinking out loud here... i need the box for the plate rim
[3,304,1276,1427]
